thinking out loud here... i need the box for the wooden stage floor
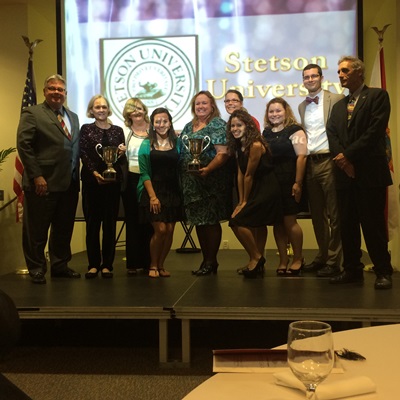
[1,249,399,363]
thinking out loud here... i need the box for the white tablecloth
[183,324,400,399]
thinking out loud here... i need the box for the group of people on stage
[16,55,394,290]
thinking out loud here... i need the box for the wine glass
[287,321,334,399]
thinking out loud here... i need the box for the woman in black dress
[138,108,183,278]
[227,110,282,278]
[262,98,307,276]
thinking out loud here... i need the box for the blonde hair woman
[120,98,153,275]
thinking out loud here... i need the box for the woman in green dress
[179,91,233,276]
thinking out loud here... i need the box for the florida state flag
[370,36,398,241]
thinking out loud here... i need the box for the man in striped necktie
[56,110,72,140]
[17,74,81,284]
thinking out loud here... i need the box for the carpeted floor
[0,373,31,400]
[0,318,365,400]
[0,318,300,400]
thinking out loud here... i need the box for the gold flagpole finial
[22,36,43,59]
[371,24,391,44]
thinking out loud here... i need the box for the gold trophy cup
[95,144,119,181]
[181,135,211,173]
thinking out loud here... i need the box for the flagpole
[14,36,42,275]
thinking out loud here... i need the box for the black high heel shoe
[276,260,290,276]
[237,265,247,275]
[192,262,219,276]
[285,258,305,276]
[243,257,265,279]
[192,261,205,275]
[239,263,265,275]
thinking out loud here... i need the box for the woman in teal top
[138,108,183,278]
[179,91,233,276]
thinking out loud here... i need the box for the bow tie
[306,96,319,104]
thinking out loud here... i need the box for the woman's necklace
[271,125,284,139]
[132,124,149,137]
[156,135,171,149]
[157,140,169,147]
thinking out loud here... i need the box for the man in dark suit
[17,74,81,284]
[299,64,344,277]
[327,56,393,289]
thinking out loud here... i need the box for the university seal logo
[103,36,198,129]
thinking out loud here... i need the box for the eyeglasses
[224,99,241,103]
[46,86,66,93]
[303,74,320,81]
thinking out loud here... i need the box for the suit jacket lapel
[298,101,306,125]
[323,91,330,126]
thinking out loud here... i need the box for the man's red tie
[57,111,71,140]
[306,96,319,104]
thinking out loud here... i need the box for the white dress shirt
[304,91,329,154]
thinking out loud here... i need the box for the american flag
[21,58,37,110]
[14,43,39,222]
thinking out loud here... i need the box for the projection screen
[62,0,359,132]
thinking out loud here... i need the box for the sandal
[276,267,287,276]
[149,267,159,278]
[276,260,289,276]
[285,258,305,277]
[158,268,171,278]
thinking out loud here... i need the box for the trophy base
[187,164,201,174]
[103,171,117,181]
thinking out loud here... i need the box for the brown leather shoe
[31,271,46,284]
[303,261,325,272]
[374,275,392,290]
[329,270,363,285]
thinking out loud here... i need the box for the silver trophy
[181,135,211,173]
[95,144,119,181]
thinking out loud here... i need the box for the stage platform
[1,249,399,363]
